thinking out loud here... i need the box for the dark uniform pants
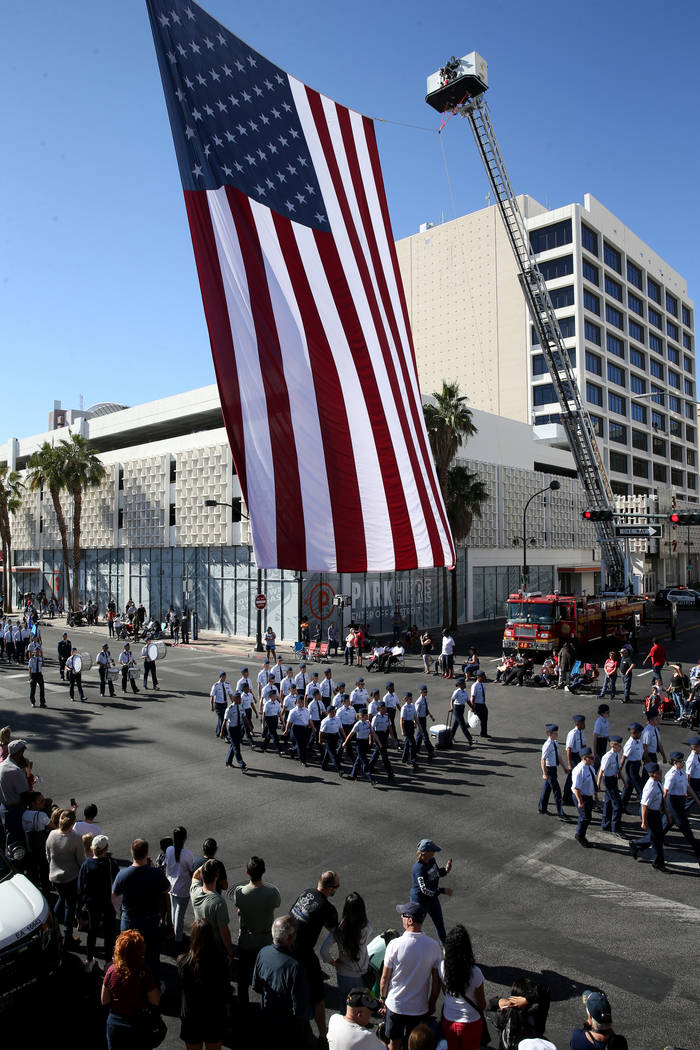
[226,725,245,768]
[402,724,416,764]
[416,717,434,756]
[214,702,227,737]
[321,732,340,771]
[539,766,563,814]
[472,702,488,737]
[262,715,282,752]
[69,671,85,700]
[450,704,472,744]
[601,775,622,830]
[667,795,700,859]
[563,751,580,807]
[633,809,665,867]
[143,659,158,688]
[576,793,594,839]
[30,673,46,706]
[121,666,139,693]
[368,732,394,779]
[350,739,372,781]
[292,724,310,765]
[621,760,643,809]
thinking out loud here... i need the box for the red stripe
[306,88,418,570]
[272,215,367,570]
[224,186,306,570]
[362,117,455,565]
[184,190,249,506]
[336,108,445,568]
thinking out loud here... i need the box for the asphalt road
[1,614,698,1049]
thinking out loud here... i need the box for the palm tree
[27,442,73,611]
[445,464,489,629]
[60,433,106,611]
[0,466,24,612]
[424,382,486,628]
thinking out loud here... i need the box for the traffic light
[582,508,614,522]
[669,512,700,525]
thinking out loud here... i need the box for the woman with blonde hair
[101,929,160,1048]
[45,807,84,950]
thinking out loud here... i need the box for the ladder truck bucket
[426,53,488,111]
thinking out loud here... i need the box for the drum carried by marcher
[73,652,92,674]
[147,640,167,662]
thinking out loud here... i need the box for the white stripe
[290,77,393,569]
[206,187,277,567]
[348,110,452,565]
[249,200,336,569]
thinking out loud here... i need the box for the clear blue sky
[2,0,699,439]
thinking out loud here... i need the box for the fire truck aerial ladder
[425,55,627,590]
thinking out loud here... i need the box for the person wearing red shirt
[643,639,667,686]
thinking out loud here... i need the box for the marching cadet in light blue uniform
[620,722,644,812]
[415,685,435,761]
[663,751,700,863]
[449,677,473,746]
[592,704,610,772]
[630,763,668,871]
[685,735,700,813]
[597,736,624,833]
[342,709,376,785]
[563,715,586,808]
[539,724,564,817]
[400,692,418,769]
[572,747,598,847]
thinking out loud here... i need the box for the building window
[630,374,646,394]
[589,414,605,437]
[605,304,624,330]
[609,450,628,473]
[611,480,630,495]
[651,410,666,432]
[582,259,599,286]
[607,362,626,387]
[629,346,644,369]
[684,332,694,351]
[688,449,696,467]
[629,320,645,344]
[553,348,576,368]
[539,255,574,280]
[583,289,600,315]
[607,333,625,359]
[666,292,678,317]
[671,468,684,487]
[631,402,647,423]
[559,316,576,339]
[605,275,623,301]
[627,260,643,288]
[118,508,124,529]
[668,345,680,365]
[169,503,176,526]
[586,381,603,407]
[169,460,176,484]
[609,421,627,444]
[585,351,602,376]
[649,332,663,355]
[684,354,694,373]
[684,378,695,397]
[650,359,664,380]
[653,463,668,484]
[603,242,622,273]
[584,320,601,346]
[671,443,684,462]
[532,383,557,405]
[669,395,681,415]
[549,285,575,309]
[632,429,648,451]
[668,369,681,389]
[688,474,697,490]
[648,277,661,303]
[652,435,667,457]
[530,220,572,254]
[582,224,598,256]
[687,425,696,443]
[535,413,562,425]
[682,304,692,327]
[632,457,649,478]
[686,404,695,421]
[118,468,124,491]
[628,291,644,316]
[668,320,679,343]
[608,392,626,416]
[531,355,547,376]
[648,307,663,331]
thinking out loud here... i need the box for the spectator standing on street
[410,839,452,945]
[46,807,84,951]
[420,631,434,674]
[642,637,667,685]
[570,989,628,1050]
[328,622,339,656]
[290,870,340,1042]
[101,929,160,1050]
[439,924,486,1050]
[379,901,441,1050]
[165,826,195,948]
[320,891,373,1006]
[619,645,635,703]
[599,651,619,701]
[77,833,119,972]
[557,642,574,690]
[112,838,169,980]
[441,629,455,679]
[345,628,356,666]
[253,914,313,1050]
[234,854,281,1005]
[189,858,234,964]
[328,987,384,1050]
[177,918,231,1050]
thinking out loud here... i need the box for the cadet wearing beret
[539,724,564,817]
[630,763,668,871]
[596,736,624,833]
[620,722,644,813]
[572,748,598,847]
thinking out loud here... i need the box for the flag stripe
[184,189,249,504]
[338,108,445,567]
[224,186,306,569]
[361,118,456,565]
[300,83,419,568]
[272,213,368,570]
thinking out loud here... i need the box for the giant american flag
[147,0,454,571]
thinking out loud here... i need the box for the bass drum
[73,652,93,674]
[147,641,167,662]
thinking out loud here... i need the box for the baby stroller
[568,660,599,693]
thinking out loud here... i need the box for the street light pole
[203,499,263,651]
[521,480,561,592]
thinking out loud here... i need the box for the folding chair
[317,642,329,662]
[307,641,318,661]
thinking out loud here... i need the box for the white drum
[147,641,167,662]
[107,666,120,681]
[128,665,139,680]
[73,652,92,674]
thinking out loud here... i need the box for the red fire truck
[502,592,646,655]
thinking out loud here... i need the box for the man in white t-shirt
[328,987,385,1050]
[379,901,441,1050]
[440,630,455,678]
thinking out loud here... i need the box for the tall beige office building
[396,193,698,500]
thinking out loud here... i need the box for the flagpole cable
[372,117,438,132]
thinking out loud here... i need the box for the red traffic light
[670,512,680,524]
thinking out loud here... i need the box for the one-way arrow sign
[615,524,662,538]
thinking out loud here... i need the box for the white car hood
[0,874,49,951]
